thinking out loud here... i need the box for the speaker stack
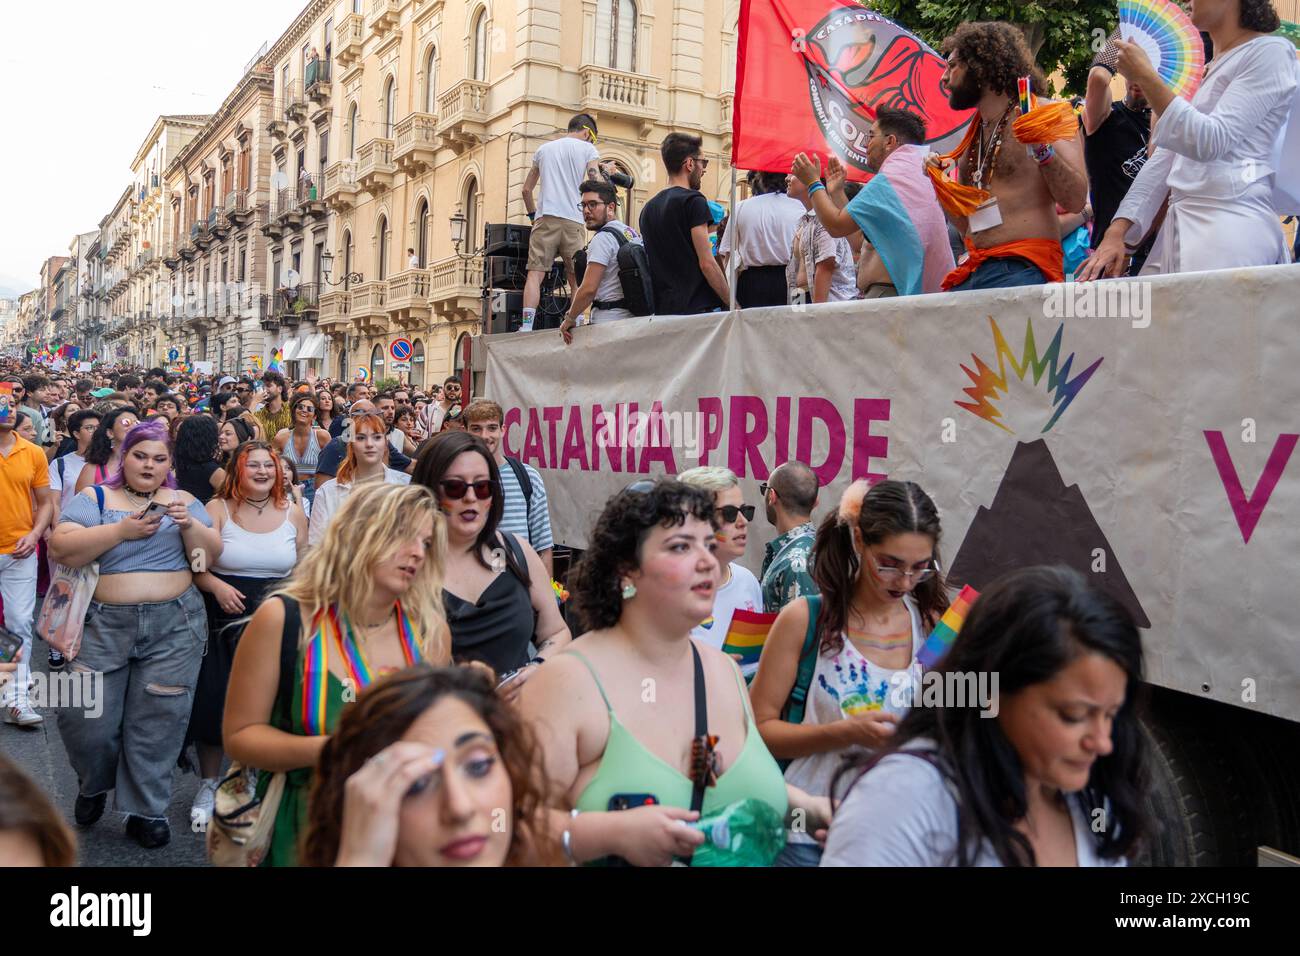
[481,222,568,333]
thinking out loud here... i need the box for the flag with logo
[733,0,974,180]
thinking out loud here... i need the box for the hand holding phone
[0,627,24,665]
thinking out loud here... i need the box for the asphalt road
[2,648,211,867]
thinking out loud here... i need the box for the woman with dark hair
[0,753,77,866]
[519,479,829,866]
[308,412,409,546]
[750,479,948,866]
[303,664,559,866]
[315,388,342,431]
[73,405,139,493]
[273,392,331,506]
[822,565,1148,867]
[211,391,242,421]
[217,416,257,469]
[49,419,221,849]
[391,405,419,456]
[411,432,568,695]
[174,414,226,504]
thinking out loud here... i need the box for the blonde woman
[224,482,449,867]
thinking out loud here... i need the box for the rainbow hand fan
[916,585,979,670]
[1118,0,1206,99]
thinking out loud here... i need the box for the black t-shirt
[638,186,723,316]
[1084,102,1152,248]
[177,459,221,504]
[314,436,411,479]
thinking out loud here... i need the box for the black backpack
[575,224,655,316]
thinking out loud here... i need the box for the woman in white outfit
[1080,0,1297,278]
[308,412,409,546]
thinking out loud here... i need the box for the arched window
[463,178,479,254]
[411,338,425,389]
[370,344,385,385]
[415,199,429,266]
[338,344,348,381]
[424,47,438,113]
[471,9,488,82]
[383,78,396,139]
[603,158,636,222]
[376,215,388,280]
[596,0,637,72]
[348,103,358,158]
[342,230,353,290]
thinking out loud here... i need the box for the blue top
[60,491,213,574]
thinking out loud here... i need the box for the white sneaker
[4,704,44,727]
[190,778,219,830]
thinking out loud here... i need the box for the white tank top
[210,501,299,578]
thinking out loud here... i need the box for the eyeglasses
[235,387,251,393]
[578,200,610,211]
[758,482,780,499]
[717,504,755,523]
[296,405,316,414]
[438,478,495,501]
[868,557,940,585]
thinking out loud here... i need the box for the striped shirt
[497,458,553,553]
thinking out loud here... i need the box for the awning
[297,333,326,361]
[280,338,301,361]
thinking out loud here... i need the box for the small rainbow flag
[267,348,284,373]
[721,609,778,669]
[917,585,980,670]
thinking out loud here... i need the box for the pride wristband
[807,182,826,197]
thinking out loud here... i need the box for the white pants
[0,551,38,709]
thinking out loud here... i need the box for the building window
[376,215,388,280]
[464,177,479,253]
[411,338,425,389]
[370,344,385,383]
[383,78,396,138]
[348,103,358,158]
[472,9,488,82]
[596,0,637,72]
[343,230,353,290]
[415,199,428,266]
[424,47,438,113]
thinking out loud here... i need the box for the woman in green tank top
[519,480,831,866]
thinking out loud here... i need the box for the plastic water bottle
[688,798,786,867]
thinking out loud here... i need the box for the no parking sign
[389,338,412,362]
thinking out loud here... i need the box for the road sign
[168,348,179,362]
[389,338,412,361]
[390,360,411,373]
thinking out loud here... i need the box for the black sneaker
[74,792,107,827]
[125,815,171,849]
[48,649,66,670]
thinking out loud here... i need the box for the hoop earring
[621,582,637,600]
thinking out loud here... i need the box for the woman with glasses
[308,412,409,547]
[677,467,764,678]
[273,393,331,507]
[749,479,949,867]
[74,405,140,493]
[411,432,569,700]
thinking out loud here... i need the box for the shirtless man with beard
[934,22,1089,290]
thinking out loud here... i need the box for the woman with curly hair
[518,479,830,867]
[73,405,139,493]
[1080,0,1295,279]
[303,664,559,866]
[823,566,1148,867]
[173,414,226,505]
[224,481,448,867]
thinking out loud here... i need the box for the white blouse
[306,468,411,547]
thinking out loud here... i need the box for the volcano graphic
[948,440,1150,628]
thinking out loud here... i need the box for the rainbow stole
[301,603,421,736]
[721,609,778,668]
[916,585,980,670]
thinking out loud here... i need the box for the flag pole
[728,163,739,313]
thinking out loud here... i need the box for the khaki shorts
[527,216,587,272]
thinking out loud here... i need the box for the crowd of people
[4,3,1291,868]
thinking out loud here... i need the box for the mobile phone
[496,668,522,688]
[0,626,22,664]
[607,793,659,812]
[137,500,168,520]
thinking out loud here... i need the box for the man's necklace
[972,104,1015,190]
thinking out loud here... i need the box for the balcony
[386,269,431,326]
[350,280,390,332]
[275,283,319,326]
[579,65,659,130]
[275,187,304,228]
[335,13,364,67]
[322,160,359,210]
[305,57,331,103]
[262,214,285,241]
[225,190,252,226]
[210,207,230,240]
[318,290,352,333]
[430,255,483,323]
[193,217,214,250]
[436,80,488,153]
[284,79,308,124]
[267,109,288,141]
[356,137,395,194]
[366,0,400,37]
[393,112,438,176]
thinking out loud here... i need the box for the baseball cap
[90,387,115,398]
[217,376,237,389]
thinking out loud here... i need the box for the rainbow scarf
[916,585,980,670]
[301,603,422,735]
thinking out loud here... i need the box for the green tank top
[570,649,789,819]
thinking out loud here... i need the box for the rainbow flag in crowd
[844,144,956,295]
[916,585,980,670]
[250,354,264,371]
[267,349,284,373]
[721,609,778,669]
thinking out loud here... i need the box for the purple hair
[103,419,177,490]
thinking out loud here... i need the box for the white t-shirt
[718,192,805,269]
[586,219,642,319]
[821,740,1129,867]
[691,562,763,676]
[49,452,87,510]
[533,136,600,223]
[307,468,410,547]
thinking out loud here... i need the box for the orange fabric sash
[941,237,1065,291]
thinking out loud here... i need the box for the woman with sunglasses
[677,467,764,678]
[749,479,949,867]
[273,393,331,507]
[308,412,409,547]
[411,432,568,699]
[74,405,140,493]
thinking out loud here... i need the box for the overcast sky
[0,0,307,297]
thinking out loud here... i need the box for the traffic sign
[389,338,412,361]
[168,348,179,362]
[390,360,411,373]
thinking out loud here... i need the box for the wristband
[527,211,536,222]
[807,182,826,197]
[1030,143,1055,166]
[529,655,547,666]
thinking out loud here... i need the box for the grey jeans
[57,586,207,819]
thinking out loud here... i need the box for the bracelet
[1030,143,1055,166]
[807,182,826,197]
[562,808,580,865]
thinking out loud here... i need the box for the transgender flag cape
[844,144,955,295]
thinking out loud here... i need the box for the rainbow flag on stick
[917,585,980,670]
[267,348,284,373]
[721,609,778,669]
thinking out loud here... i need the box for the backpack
[503,456,534,526]
[576,224,655,316]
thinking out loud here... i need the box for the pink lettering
[503,407,522,458]
[728,396,769,480]
[522,408,546,469]
[774,396,792,468]
[591,404,622,473]
[1204,430,1298,544]
[560,406,589,471]
[543,406,564,469]
[796,397,846,486]
[639,401,679,474]
[697,397,723,466]
[851,399,891,483]
[626,403,639,472]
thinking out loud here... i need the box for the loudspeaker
[483,222,531,257]
[482,290,568,334]
[484,255,527,291]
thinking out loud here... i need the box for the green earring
[621,582,636,600]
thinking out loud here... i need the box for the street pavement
[2,649,210,867]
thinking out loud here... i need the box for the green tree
[865,0,1119,96]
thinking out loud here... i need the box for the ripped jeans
[57,586,207,819]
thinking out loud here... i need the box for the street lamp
[320,251,362,288]
[449,205,478,261]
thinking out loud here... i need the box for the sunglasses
[235,387,251,393]
[717,504,755,523]
[438,478,495,501]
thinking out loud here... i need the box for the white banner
[486,265,1300,721]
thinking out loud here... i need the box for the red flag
[733,0,974,181]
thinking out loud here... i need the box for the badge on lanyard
[969,198,1004,233]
